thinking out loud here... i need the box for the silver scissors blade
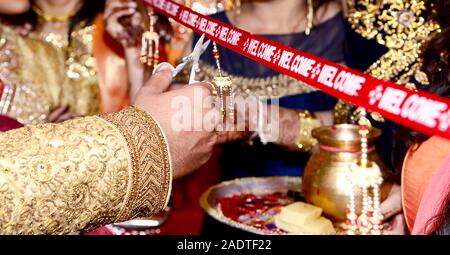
[192,34,210,63]
[172,34,211,78]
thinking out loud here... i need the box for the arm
[124,47,145,103]
[228,100,331,150]
[0,66,219,234]
[104,0,148,104]
[0,106,171,234]
[271,107,332,149]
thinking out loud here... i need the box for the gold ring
[203,81,218,96]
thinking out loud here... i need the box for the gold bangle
[294,110,320,152]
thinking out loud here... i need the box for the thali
[200,176,346,235]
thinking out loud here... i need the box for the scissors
[153,34,210,84]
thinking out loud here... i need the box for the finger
[152,62,175,75]
[380,185,402,220]
[48,106,69,122]
[131,12,144,27]
[104,1,137,19]
[168,84,185,91]
[104,5,129,20]
[383,214,407,235]
[143,64,174,94]
[216,131,249,144]
[106,8,136,24]
[54,112,79,123]
[190,82,214,98]
[106,23,127,39]
[203,107,221,132]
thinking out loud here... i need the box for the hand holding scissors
[153,34,210,84]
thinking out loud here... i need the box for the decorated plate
[200,176,307,235]
[200,177,393,235]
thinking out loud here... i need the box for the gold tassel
[212,42,234,123]
[140,7,160,68]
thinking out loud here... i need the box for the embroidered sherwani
[0,106,172,234]
[0,23,101,124]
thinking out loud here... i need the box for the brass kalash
[303,124,394,223]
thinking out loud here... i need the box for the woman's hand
[104,0,144,48]
[354,183,407,235]
[0,0,30,15]
[380,184,408,235]
[48,106,81,123]
[215,96,332,147]
[105,0,149,103]
[266,108,332,148]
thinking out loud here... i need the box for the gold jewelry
[305,0,314,35]
[204,81,218,96]
[32,5,75,23]
[346,0,439,84]
[211,42,234,123]
[294,110,320,151]
[335,1,439,125]
[141,7,160,68]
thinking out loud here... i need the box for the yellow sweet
[275,215,336,235]
[274,215,305,234]
[274,202,336,234]
[279,202,322,226]
[301,217,336,235]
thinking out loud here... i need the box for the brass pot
[303,124,393,222]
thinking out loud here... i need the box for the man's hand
[134,65,220,178]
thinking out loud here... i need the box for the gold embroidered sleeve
[0,106,172,234]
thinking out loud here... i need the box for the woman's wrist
[290,110,320,152]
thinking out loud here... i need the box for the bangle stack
[294,110,320,152]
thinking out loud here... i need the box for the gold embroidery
[347,0,439,81]
[335,0,440,124]
[0,24,100,125]
[100,106,172,222]
[65,26,98,80]
[0,25,52,124]
[0,116,130,234]
[0,107,172,234]
[31,26,98,80]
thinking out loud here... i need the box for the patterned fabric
[0,23,100,124]
[0,107,171,234]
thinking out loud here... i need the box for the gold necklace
[32,5,75,23]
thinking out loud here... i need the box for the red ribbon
[144,0,450,141]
